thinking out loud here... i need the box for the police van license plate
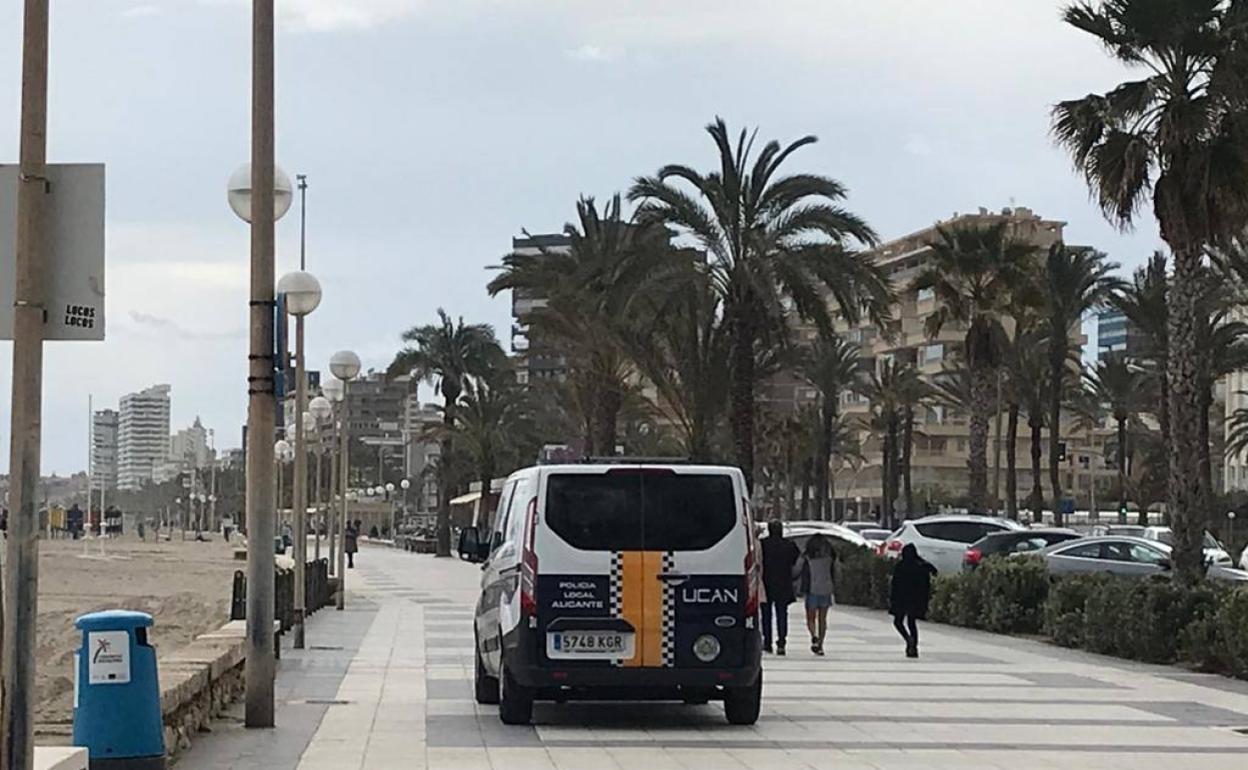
[547,630,634,659]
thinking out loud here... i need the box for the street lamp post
[321,378,344,574]
[400,478,411,535]
[310,395,332,562]
[386,482,397,538]
[1229,511,1237,548]
[330,351,361,610]
[279,271,322,649]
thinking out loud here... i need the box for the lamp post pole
[4,1,50,765]
[330,351,361,610]
[293,319,308,648]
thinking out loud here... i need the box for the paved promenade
[177,545,1248,769]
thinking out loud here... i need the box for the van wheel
[723,673,761,725]
[498,657,534,725]
[474,643,499,705]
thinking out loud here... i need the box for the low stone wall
[158,619,251,756]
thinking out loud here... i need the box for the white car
[881,515,1026,574]
[1240,545,1248,572]
[1141,526,1233,566]
[778,521,870,550]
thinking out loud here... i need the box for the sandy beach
[31,534,241,729]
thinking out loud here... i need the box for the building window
[919,343,944,366]
[917,288,935,303]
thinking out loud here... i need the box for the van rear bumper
[502,625,761,692]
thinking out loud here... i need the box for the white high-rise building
[91,409,119,491]
[118,384,172,490]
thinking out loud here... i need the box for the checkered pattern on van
[660,551,676,667]
[609,551,624,666]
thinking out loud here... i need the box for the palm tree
[1087,354,1147,524]
[1038,244,1121,524]
[629,118,893,490]
[616,261,730,461]
[488,195,669,455]
[862,359,921,528]
[1111,252,1169,454]
[796,334,863,519]
[894,359,929,518]
[1053,0,1248,579]
[912,224,1033,512]
[389,309,505,556]
[1000,318,1048,520]
[449,373,532,532]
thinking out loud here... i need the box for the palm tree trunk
[1028,412,1044,516]
[1118,417,1128,525]
[1005,403,1020,520]
[829,462,838,522]
[1048,341,1065,527]
[815,398,833,520]
[730,303,757,491]
[593,373,623,458]
[1199,376,1213,515]
[968,365,993,512]
[437,438,453,557]
[882,429,895,530]
[479,463,495,532]
[784,440,796,517]
[1168,244,1206,582]
[902,406,914,519]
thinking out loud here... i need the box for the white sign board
[0,164,105,340]
[87,630,130,684]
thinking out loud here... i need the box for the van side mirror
[458,527,481,562]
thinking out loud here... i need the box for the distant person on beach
[222,515,234,543]
[890,543,937,659]
[345,521,359,568]
[137,520,146,541]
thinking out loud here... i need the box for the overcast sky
[0,0,1162,474]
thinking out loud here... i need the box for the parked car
[880,515,1025,574]
[761,522,870,553]
[1037,536,1248,582]
[461,462,762,726]
[841,521,886,534]
[858,528,893,549]
[962,528,1080,570]
[1090,524,1147,538]
[1241,545,1248,572]
[1141,526,1233,566]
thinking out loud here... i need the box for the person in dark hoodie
[760,519,801,655]
[890,544,937,658]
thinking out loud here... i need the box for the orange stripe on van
[619,552,645,667]
[641,551,664,666]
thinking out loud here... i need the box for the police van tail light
[743,497,761,617]
[520,496,539,617]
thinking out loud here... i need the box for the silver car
[1039,536,1248,582]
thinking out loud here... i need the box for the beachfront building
[1096,308,1146,363]
[117,384,172,490]
[91,409,119,492]
[775,206,1121,516]
[171,417,211,469]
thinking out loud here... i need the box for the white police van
[460,462,763,725]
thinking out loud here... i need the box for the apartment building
[91,409,119,491]
[117,384,172,490]
[783,206,1121,515]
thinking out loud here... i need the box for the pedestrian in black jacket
[889,544,937,658]
[760,519,800,655]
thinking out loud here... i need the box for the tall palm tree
[488,195,669,455]
[1111,252,1169,455]
[862,360,921,528]
[1053,0,1248,579]
[913,224,1033,512]
[1000,318,1048,520]
[1038,244,1121,524]
[894,359,929,518]
[796,334,863,520]
[389,310,505,556]
[450,372,531,532]
[1087,354,1147,524]
[629,118,893,490]
[616,261,730,461]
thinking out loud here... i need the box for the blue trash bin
[72,610,166,769]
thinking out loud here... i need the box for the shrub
[834,548,893,610]
[1043,573,1109,648]
[1183,587,1248,676]
[976,557,1050,634]
[1081,577,1136,656]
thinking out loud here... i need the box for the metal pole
[337,381,350,610]
[328,427,338,576]
[292,317,308,648]
[992,369,1003,515]
[244,0,277,729]
[297,174,307,271]
[313,445,322,561]
[209,429,217,531]
[4,1,49,765]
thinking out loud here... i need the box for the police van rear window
[544,472,736,551]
